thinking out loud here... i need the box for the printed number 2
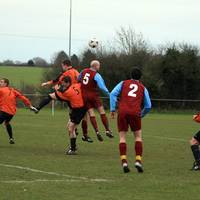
[128,84,138,97]
[83,73,90,85]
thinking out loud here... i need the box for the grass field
[0,109,199,200]
[0,66,47,88]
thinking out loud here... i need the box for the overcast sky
[0,0,199,62]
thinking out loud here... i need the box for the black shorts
[194,130,200,142]
[0,111,13,124]
[69,107,87,124]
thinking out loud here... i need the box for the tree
[27,59,35,66]
[52,51,69,68]
[32,57,48,67]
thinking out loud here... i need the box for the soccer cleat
[9,138,15,144]
[82,136,93,143]
[135,161,144,173]
[30,106,39,114]
[105,130,114,138]
[191,162,200,171]
[96,133,103,142]
[66,147,77,155]
[122,163,130,173]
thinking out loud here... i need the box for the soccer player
[79,60,114,141]
[190,131,200,171]
[41,59,79,87]
[0,78,35,144]
[39,59,92,143]
[189,113,200,170]
[34,76,87,155]
[110,68,151,173]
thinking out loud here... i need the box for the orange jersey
[59,68,79,84]
[0,87,31,115]
[48,67,80,87]
[56,83,84,108]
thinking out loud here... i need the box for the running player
[0,78,35,144]
[110,67,151,173]
[79,60,114,141]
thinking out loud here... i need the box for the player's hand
[193,114,200,123]
[41,82,48,87]
[110,112,115,119]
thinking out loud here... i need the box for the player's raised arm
[14,89,32,108]
[141,87,151,118]
[41,73,62,87]
[94,73,110,96]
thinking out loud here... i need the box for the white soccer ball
[88,38,99,48]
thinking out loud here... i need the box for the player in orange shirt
[0,78,35,144]
[31,76,87,154]
[37,59,92,143]
[41,59,80,87]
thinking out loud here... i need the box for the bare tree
[115,27,148,55]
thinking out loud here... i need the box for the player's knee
[4,122,9,126]
[190,137,199,145]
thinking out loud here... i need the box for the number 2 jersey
[110,79,151,117]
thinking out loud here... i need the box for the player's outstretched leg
[190,133,200,170]
[31,95,52,114]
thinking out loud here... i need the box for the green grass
[0,109,199,200]
[0,66,47,88]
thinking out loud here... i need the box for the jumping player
[79,60,114,141]
[38,59,92,143]
[41,59,79,87]
[0,78,35,144]
[110,68,151,173]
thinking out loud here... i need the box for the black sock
[6,124,13,139]
[70,138,76,151]
[191,145,200,165]
[37,95,52,110]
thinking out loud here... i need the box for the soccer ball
[88,38,99,48]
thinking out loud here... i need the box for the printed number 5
[83,73,90,85]
[128,84,138,97]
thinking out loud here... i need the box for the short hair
[131,67,142,80]
[62,59,72,66]
[2,78,9,86]
[62,76,72,84]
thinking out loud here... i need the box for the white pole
[69,0,72,57]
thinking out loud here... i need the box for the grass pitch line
[0,163,111,182]
[0,179,83,184]
[145,135,187,142]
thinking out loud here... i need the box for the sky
[0,0,199,63]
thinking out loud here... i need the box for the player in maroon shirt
[110,68,151,173]
[79,60,113,141]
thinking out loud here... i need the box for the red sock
[119,143,127,164]
[81,119,88,137]
[100,114,109,131]
[90,116,99,133]
[135,141,143,163]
